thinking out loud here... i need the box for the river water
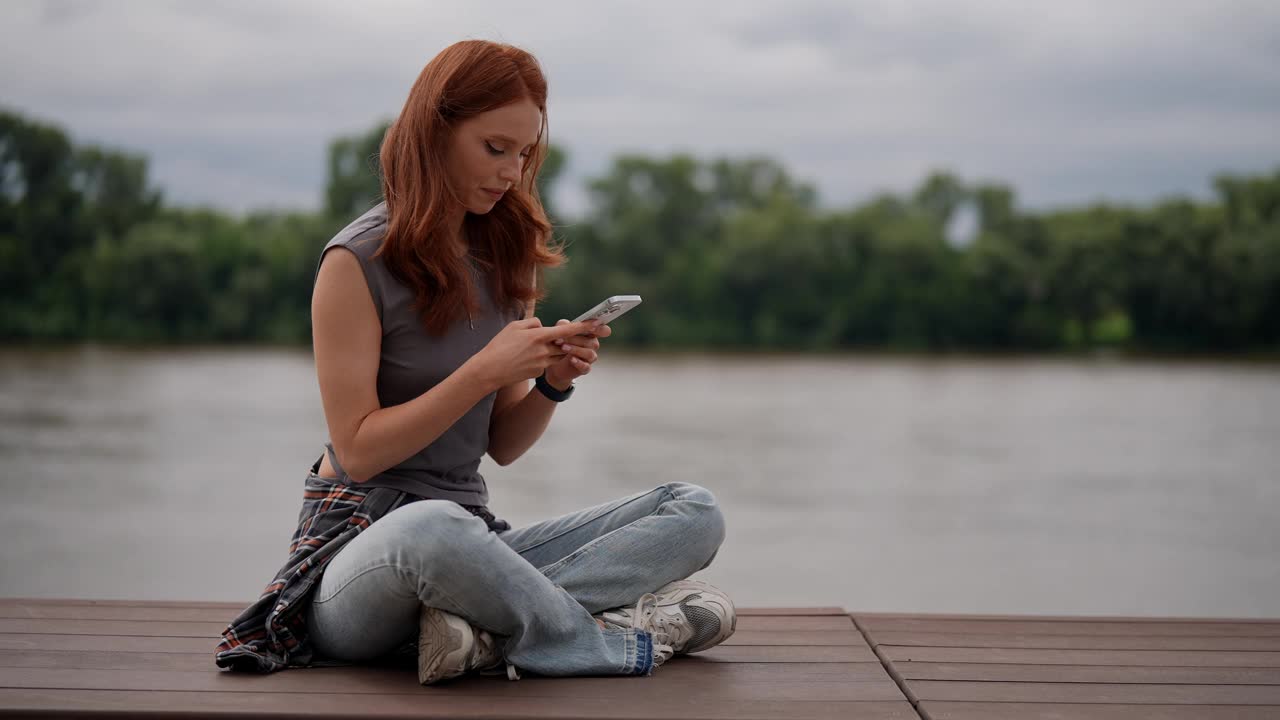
[1,347,1277,618]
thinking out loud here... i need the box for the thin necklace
[462,244,475,330]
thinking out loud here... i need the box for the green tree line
[2,108,1277,352]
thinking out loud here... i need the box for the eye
[484,141,503,156]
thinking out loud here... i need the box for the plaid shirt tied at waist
[214,474,508,673]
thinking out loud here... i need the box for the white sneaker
[417,606,517,684]
[597,580,737,666]
[604,593,677,669]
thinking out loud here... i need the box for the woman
[215,40,734,685]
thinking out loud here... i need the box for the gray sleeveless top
[314,202,521,506]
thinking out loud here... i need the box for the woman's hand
[466,318,595,392]
[544,319,612,390]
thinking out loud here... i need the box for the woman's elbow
[333,445,372,484]
[488,446,517,467]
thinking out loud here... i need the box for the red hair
[377,40,563,336]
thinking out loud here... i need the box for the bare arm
[485,300,561,466]
[486,384,561,466]
[312,248,495,483]
[486,299,606,466]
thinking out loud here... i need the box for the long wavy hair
[377,40,563,336]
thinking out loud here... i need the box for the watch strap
[534,372,574,402]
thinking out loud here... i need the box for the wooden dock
[1,598,1277,718]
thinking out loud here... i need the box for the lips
[482,188,505,200]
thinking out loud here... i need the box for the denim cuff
[631,629,654,676]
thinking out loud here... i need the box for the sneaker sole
[417,607,469,685]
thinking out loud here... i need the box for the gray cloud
[2,0,1277,215]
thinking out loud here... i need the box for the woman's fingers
[544,343,596,363]
[544,319,603,377]
[558,336,601,350]
[541,320,596,341]
[553,324,604,348]
[559,344,598,363]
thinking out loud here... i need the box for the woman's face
[447,97,542,215]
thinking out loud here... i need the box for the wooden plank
[897,662,1280,685]
[692,645,878,663]
[0,610,852,633]
[869,631,1280,651]
[911,680,1280,704]
[0,604,851,633]
[0,689,919,719]
[0,635,873,662]
[861,617,1280,637]
[881,645,1280,667]
[0,618,225,637]
[0,604,239,623]
[0,650,889,681]
[0,635,878,663]
[0,622,862,649]
[0,667,907,702]
[0,634,212,653]
[724,630,864,646]
[0,650,221,671]
[0,598,245,611]
[921,702,1280,719]
[0,597,844,614]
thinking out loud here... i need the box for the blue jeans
[304,482,725,677]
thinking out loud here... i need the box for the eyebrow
[490,133,536,150]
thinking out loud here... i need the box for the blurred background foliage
[2,107,1277,352]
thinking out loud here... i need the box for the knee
[664,482,726,564]
[378,500,489,558]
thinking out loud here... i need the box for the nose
[497,156,522,185]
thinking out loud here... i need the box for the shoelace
[612,593,675,667]
[474,629,522,681]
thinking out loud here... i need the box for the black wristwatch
[534,372,575,402]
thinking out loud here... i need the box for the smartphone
[573,295,642,326]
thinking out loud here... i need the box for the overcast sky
[3,0,1278,217]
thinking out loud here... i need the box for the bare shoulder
[312,246,379,361]
[313,248,374,317]
[315,245,363,291]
